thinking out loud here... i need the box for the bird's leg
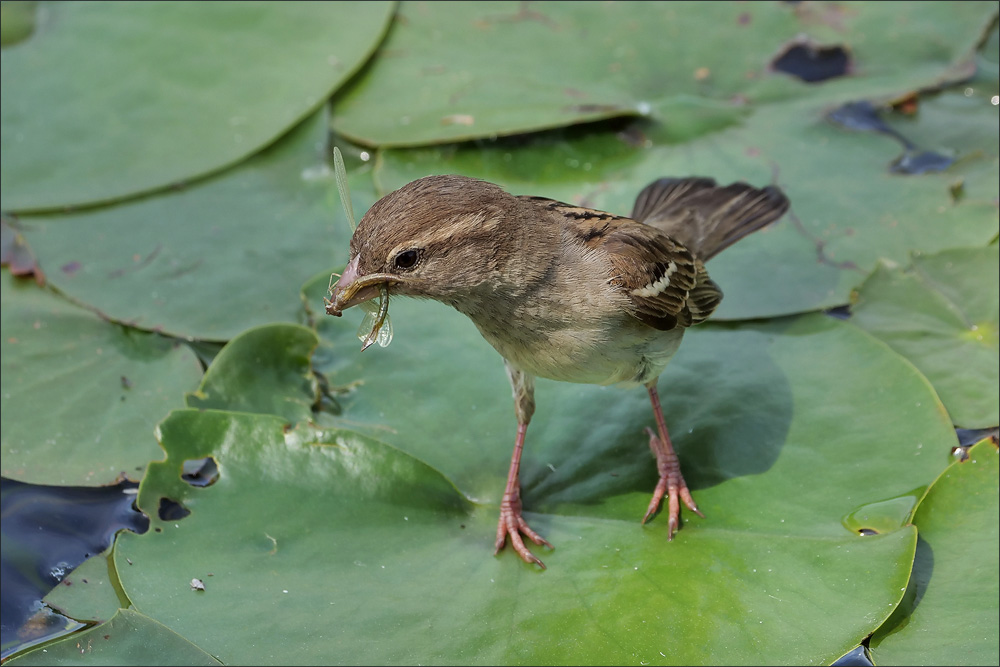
[642,382,704,539]
[495,364,553,568]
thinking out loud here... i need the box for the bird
[326,174,789,568]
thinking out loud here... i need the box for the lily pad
[1,1,395,211]
[44,554,125,626]
[15,110,375,341]
[869,438,999,665]
[109,406,915,665]
[851,246,999,428]
[185,324,320,425]
[0,271,202,486]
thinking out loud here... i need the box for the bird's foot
[642,426,703,539]
[494,490,552,569]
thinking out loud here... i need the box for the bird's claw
[494,492,552,568]
[643,427,702,539]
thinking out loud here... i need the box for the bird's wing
[521,196,717,331]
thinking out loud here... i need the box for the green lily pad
[185,324,320,425]
[331,1,994,146]
[851,246,999,428]
[15,110,374,341]
[105,405,914,665]
[0,271,202,486]
[870,438,1000,665]
[1,1,394,211]
[45,554,126,625]
[5,608,221,666]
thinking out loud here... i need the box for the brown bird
[327,174,789,568]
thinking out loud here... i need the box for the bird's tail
[631,177,789,261]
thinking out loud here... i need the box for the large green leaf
[1,1,395,211]
[851,247,999,428]
[15,110,373,341]
[331,1,993,146]
[870,438,1000,665]
[0,271,202,486]
[110,406,914,665]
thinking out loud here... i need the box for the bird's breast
[453,235,684,386]
[463,298,684,387]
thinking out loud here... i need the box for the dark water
[0,477,149,659]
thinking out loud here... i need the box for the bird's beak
[325,255,395,316]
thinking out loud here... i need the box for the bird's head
[326,174,517,316]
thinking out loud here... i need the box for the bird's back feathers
[519,175,788,333]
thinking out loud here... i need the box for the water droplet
[842,492,921,535]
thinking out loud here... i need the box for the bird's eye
[393,249,420,271]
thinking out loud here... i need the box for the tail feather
[631,177,789,261]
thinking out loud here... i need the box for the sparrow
[326,174,789,568]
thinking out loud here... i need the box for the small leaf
[870,439,999,665]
